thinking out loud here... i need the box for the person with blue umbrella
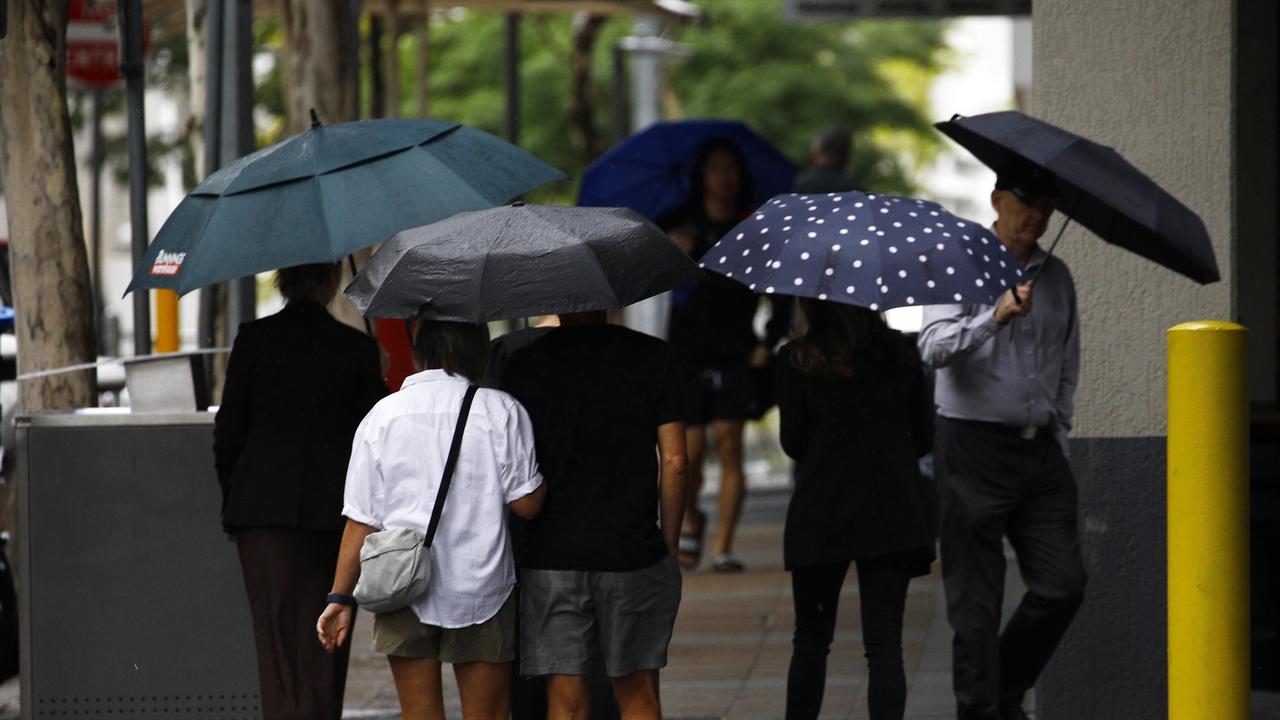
[656,137,794,574]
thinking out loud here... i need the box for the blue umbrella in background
[578,119,796,221]
[702,191,1024,311]
[126,116,565,296]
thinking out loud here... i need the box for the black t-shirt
[659,204,793,370]
[500,324,687,571]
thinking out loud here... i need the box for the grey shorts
[519,556,682,678]
[373,591,517,664]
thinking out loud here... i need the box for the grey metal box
[16,411,262,720]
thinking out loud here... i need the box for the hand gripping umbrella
[346,204,702,323]
[578,119,796,221]
[126,114,566,297]
[936,111,1219,287]
[701,191,1023,311]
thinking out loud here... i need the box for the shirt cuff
[341,505,383,530]
[972,307,1002,343]
[504,474,543,504]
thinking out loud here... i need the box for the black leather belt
[947,417,1056,441]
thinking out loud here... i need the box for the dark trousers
[935,418,1088,720]
[786,554,915,720]
[236,528,350,720]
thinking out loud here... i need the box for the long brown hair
[790,298,918,378]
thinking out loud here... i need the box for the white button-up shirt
[343,369,542,628]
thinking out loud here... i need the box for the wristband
[326,592,356,607]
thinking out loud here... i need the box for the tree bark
[280,0,359,134]
[185,0,209,179]
[569,13,607,166]
[280,0,368,332]
[0,0,98,412]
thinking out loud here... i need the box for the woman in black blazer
[214,263,387,720]
[777,298,935,720]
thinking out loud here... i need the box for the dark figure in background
[660,138,792,574]
[918,175,1086,720]
[793,126,860,195]
[214,262,387,720]
[777,299,935,720]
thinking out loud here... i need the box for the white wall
[1033,0,1236,438]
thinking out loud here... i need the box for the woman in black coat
[777,298,935,720]
[214,263,387,720]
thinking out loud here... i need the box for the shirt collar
[400,368,469,389]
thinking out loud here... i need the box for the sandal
[676,510,706,569]
[711,554,745,573]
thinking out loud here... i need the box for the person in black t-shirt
[500,311,688,720]
[659,138,792,574]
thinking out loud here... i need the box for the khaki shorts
[372,592,517,664]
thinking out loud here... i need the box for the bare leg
[387,655,445,720]
[454,661,513,720]
[710,420,746,560]
[612,669,662,720]
[678,425,709,568]
[547,674,592,720]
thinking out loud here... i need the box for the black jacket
[213,301,387,532]
[777,338,935,573]
[659,204,792,369]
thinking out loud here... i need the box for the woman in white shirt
[317,320,546,720]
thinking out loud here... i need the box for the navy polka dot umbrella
[701,191,1024,311]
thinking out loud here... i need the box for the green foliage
[392,1,948,200]
[671,0,949,194]
[70,2,949,203]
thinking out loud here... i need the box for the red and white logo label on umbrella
[150,250,187,276]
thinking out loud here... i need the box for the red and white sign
[66,0,149,91]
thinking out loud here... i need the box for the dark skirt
[236,528,350,720]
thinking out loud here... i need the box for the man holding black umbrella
[918,174,1087,720]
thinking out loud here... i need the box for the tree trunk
[280,0,359,134]
[280,0,368,332]
[185,0,209,179]
[569,13,607,166]
[0,0,97,412]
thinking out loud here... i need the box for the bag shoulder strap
[424,384,478,548]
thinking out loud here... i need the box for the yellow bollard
[1168,321,1249,719]
[154,289,180,353]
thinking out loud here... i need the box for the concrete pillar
[1031,1,1275,717]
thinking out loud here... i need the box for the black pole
[504,12,521,145]
[369,14,385,119]
[611,43,630,143]
[118,0,151,356]
[224,0,256,338]
[198,0,225,358]
[90,91,105,354]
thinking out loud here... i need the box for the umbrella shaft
[1029,213,1073,286]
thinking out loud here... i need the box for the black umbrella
[936,111,1219,284]
[346,204,701,322]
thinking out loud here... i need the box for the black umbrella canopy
[936,111,1219,284]
[347,204,701,322]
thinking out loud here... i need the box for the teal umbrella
[126,116,565,296]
